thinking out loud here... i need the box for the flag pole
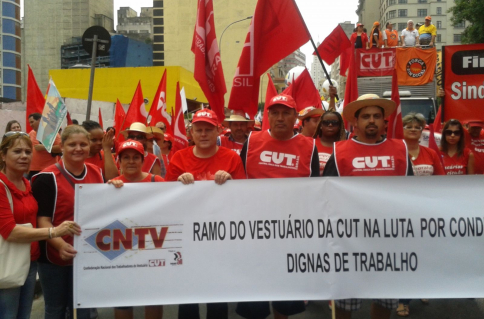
[309,37,339,101]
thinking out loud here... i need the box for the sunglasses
[321,120,340,126]
[3,131,29,139]
[127,134,146,141]
[444,130,461,136]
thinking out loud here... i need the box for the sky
[21,0,359,71]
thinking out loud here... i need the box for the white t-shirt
[401,28,419,46]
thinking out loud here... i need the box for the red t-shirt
[85,150,116,177]
[0,172,40,261]
[219,136,244,155]
[165,146,246,181]
[442,148,472,175]
[411,145,445,176]
[112,174,164,183]
[315,139,334,176]
[466,130,484,174]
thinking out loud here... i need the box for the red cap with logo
[163,133,174,143]
[267,94,297,110]
[118,140,145,156]
[192,109,219,126]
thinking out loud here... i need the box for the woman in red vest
[32,125,104,319]
[313,111,347,175]
[0,132,79,319]
[108,139,164,319]
[441,119,475,175]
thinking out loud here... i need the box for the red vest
[32,161,103,266]
[220,135,244,155]
[245,131,315,178]
[334,138,409,176]
[142,153,160,173]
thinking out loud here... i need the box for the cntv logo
[85,220,169,261]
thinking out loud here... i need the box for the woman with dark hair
[313,111,346,175]
[32,125,104,319]
[440,119,474,175]
[5,120,21,133]
[0,132,79,319]
[81,120,118,180]
[350,23,369,49]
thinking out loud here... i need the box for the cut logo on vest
[259,151,300,170]
[352,156,396,171]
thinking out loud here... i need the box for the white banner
[74,176,484,309]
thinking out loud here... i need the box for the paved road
[31,297,484,319]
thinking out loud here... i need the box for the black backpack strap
[55,163,75,189]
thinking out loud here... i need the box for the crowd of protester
[0,81,482,319]
[350,16,437,48]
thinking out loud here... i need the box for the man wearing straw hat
[218,111,254,154]
[121,122,163,176]
[323,94,413,319]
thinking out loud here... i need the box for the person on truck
[384,22,399,47]
[350,23,369,49]
[401,20,419,47]
[418,16,437,47]
[369,21,385,49]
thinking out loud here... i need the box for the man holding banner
[323,94,413,318]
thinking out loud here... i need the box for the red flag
[98,108,104,129]
[114,99,126,139]
[313,25,351,65]
[283,68,322,111]
[433,105,443,133]
[171,82,188,155]
[124,81,147,130]
[343,50,359,129]
[428,123,444,167]
[66,112,73,126]
[147,70,173,134]
[228,0,311,118]
[339,47,352,77]
[386,69,404,139]
[26,65,45,132]
[262,74,278,131]
[191,0,226,121]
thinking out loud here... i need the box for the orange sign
[395,47,437,86]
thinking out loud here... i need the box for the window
[418,0,427,2]
[398,22,407,31]
[386,12,389,19]
[398,9,407,17]
[398,0,407,4]
[436,21,442,28]
[437,7,442,14]
[389,0,396,4]
[389,10,396,18]
[392,23,397,30]
[436,35,441,42]
[417,9,427,17]
[454,34,462,42]
[455,21,465,28]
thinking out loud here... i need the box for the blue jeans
[0,261,38,319]
[38,262,91,319]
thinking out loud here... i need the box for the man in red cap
[237,94,319,319]
[218,111,254,154]
[323,94,413,319]
[465,120,484,174]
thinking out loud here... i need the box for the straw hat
[146,126,164,141]
[222,114,254,127]
[343,94,396,123]
[298,106,324,121]
[121,122,152,139]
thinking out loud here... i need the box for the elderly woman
[0,132,79,319]
[441,119,474,175]
[32,125,104,319]
[108,139,164,319]
[4,120,21,133]
[403,113,444,176]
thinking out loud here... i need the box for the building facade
[311,43,325,94]
[23,0,114,97]
[117,7,153,43]
[1,0,22,101]
[379,0,463,50]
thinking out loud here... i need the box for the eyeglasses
[403,126,423,131]
[444,130,461,136]
[3,131,29,139]
[127,134,146,141]
[321,120,340,127]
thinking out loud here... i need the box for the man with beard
[218,111,254,155]
[323,94,412,318]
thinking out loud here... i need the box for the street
[30,297,484,319]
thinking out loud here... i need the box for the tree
[449,0,484,44]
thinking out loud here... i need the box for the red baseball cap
[163,133,174,143]
[267,94,297,110]
[118,140,145,156]
[465,120,484,128]
[192,109,218,126]
[357,23,364,27]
